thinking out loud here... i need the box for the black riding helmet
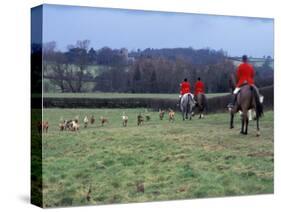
[242,55,248,62]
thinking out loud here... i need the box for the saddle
[237,83,254,94]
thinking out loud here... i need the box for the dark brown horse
[195,93,207,118]
[229,84,263,136]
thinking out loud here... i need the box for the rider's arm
[236,66,241,82]
[251,66,255,79]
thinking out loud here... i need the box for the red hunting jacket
[180,81,191,95]
[236,63,255,87]
[195,81,205,95]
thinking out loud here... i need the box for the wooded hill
[37,40,273,93]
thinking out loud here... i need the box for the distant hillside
[129,48,226,65]
[41,40,273,93]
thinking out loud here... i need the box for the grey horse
[180,93,195,120]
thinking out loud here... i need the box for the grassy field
[42,92,228,99]
[40,108,273,207]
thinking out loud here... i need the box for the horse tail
[188,93,194,106]
[251,86,263,119]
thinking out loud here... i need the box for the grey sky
[42,4,274,57]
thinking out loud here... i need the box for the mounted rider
[194,77,205,101]
[180,78,191,96]
[228,55,263,108]
[178,78,194,105]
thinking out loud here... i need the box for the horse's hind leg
[230,112,234,129]
[199,107,204,119]
[245,116,249,135]
[240,114,245,134]
[240,112,248,135]
[256,117,260,136]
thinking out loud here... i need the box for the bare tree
[65,40,92,92]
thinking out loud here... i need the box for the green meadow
[40,108,273,207]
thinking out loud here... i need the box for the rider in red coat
[178,78,192,106]
[180,78,191,95]
[194,77,205,96]
[229,55,262,109]
[233,55,255,95]
[236,58,255,89]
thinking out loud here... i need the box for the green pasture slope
[43,92,228,99]
[40,109,273,207]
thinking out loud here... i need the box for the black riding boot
[177,97,181,107]
[228,94,237,109]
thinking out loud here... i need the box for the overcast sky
[41,4,274,58]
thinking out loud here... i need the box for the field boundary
[40,86,273,113]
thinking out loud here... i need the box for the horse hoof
[230,126,234,129]
[256,131,261,137]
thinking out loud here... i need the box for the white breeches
[260,95,264,104]
[233,87,240,94]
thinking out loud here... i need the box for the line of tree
[40,40,274,93]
